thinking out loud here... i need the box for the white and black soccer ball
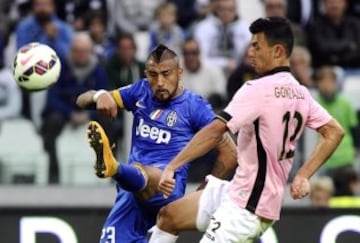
[13,42,61,91]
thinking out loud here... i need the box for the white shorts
[196,175,230,232]
[197,175,273,243]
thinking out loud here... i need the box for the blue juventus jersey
[118,78,215,176]
[100,79,215,242]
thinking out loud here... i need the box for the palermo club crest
[166,111,177,127]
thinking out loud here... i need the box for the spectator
[105,33,145,89]
[8,0,32,25]
[315,66,358,179]
[290,46,314,89]
[307,0,360,68]
[107,0,165,35]
[41,32,108,184]
[15,0,74,121]
[85,10,115,63]
[193,0,251,76]
[226,45,257,101]
[333,166,359,196]
[104,33,145,157]
[288,46,316,181]
[170,0,215,30]
[15,0,73,61]
[149,2,185,56]
[55,0,107,31]
[329,167,360,207]
[263,0,306,46]
[180,39,228,183]
[0,65,21,128]
[286,0,320,27]
[310,176,334,207]
[180,38,226,100]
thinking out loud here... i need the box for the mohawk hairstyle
[147,44,178,63]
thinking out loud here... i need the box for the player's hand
[290,175,310,200]
[96,92,118,119]
[158,167,176,199]
[44,22,59,39]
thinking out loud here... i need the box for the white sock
[148,226,179,243]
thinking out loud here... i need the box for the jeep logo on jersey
[166,111,177,127]
[135,118,171,144]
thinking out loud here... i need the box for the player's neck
[173,85,184,99]
[267,59,290,71]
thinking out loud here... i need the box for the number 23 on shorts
[101,226,115,243]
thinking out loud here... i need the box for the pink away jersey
[222,67,332,220]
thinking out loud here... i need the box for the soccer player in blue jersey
[76,44,237,242]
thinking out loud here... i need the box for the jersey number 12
[279,111,303,160]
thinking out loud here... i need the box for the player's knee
[157,205,178,232]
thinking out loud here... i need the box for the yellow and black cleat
[87,121,118,178]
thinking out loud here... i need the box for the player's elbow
[330,120,345,142]
[336,125,345,140]
[209,119,228,144]
[75,95,83,108]
[76,90,95,108]
[319,119,345,144]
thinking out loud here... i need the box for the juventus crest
[166,111,177,127]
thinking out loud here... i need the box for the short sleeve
[305,95,332,130]
[224,82,263,134]
[191,96,216,131]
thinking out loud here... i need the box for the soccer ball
[13,42,61,91]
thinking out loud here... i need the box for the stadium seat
[342,75,360,111]
[134,31,150,61]
[0,118,48,184]
[29,90,48,130]
[56,124,110,186]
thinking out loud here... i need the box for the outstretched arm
[76,90,97,109]
[76,90,120,119]
[197,132,237,190]
[159,119,228,197]
[291,119,344,199]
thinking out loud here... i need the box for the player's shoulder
[182,88,210,104]
[124,78,149,90]
[240,77,264,91]
[119,78,152,97]
[176,88,214,116]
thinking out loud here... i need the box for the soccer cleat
[87,121,118,178]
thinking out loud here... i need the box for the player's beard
[155,88,176,103]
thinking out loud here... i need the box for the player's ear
[272,44,283,58]
[177,67,183,77]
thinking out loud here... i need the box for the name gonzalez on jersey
[135,118,171,144]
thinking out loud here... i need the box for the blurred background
[0,0,360,242]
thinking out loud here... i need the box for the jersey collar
[261,66,291,77]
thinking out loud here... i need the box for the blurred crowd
[0,0,359,206]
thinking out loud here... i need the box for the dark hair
[147,44,178,63]
[249,17,294,57]
[333,167,358,196]
[115,32,137,50]
[85,10,107,29]
[314,66,337,82]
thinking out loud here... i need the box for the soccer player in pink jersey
[149,17,345,243]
